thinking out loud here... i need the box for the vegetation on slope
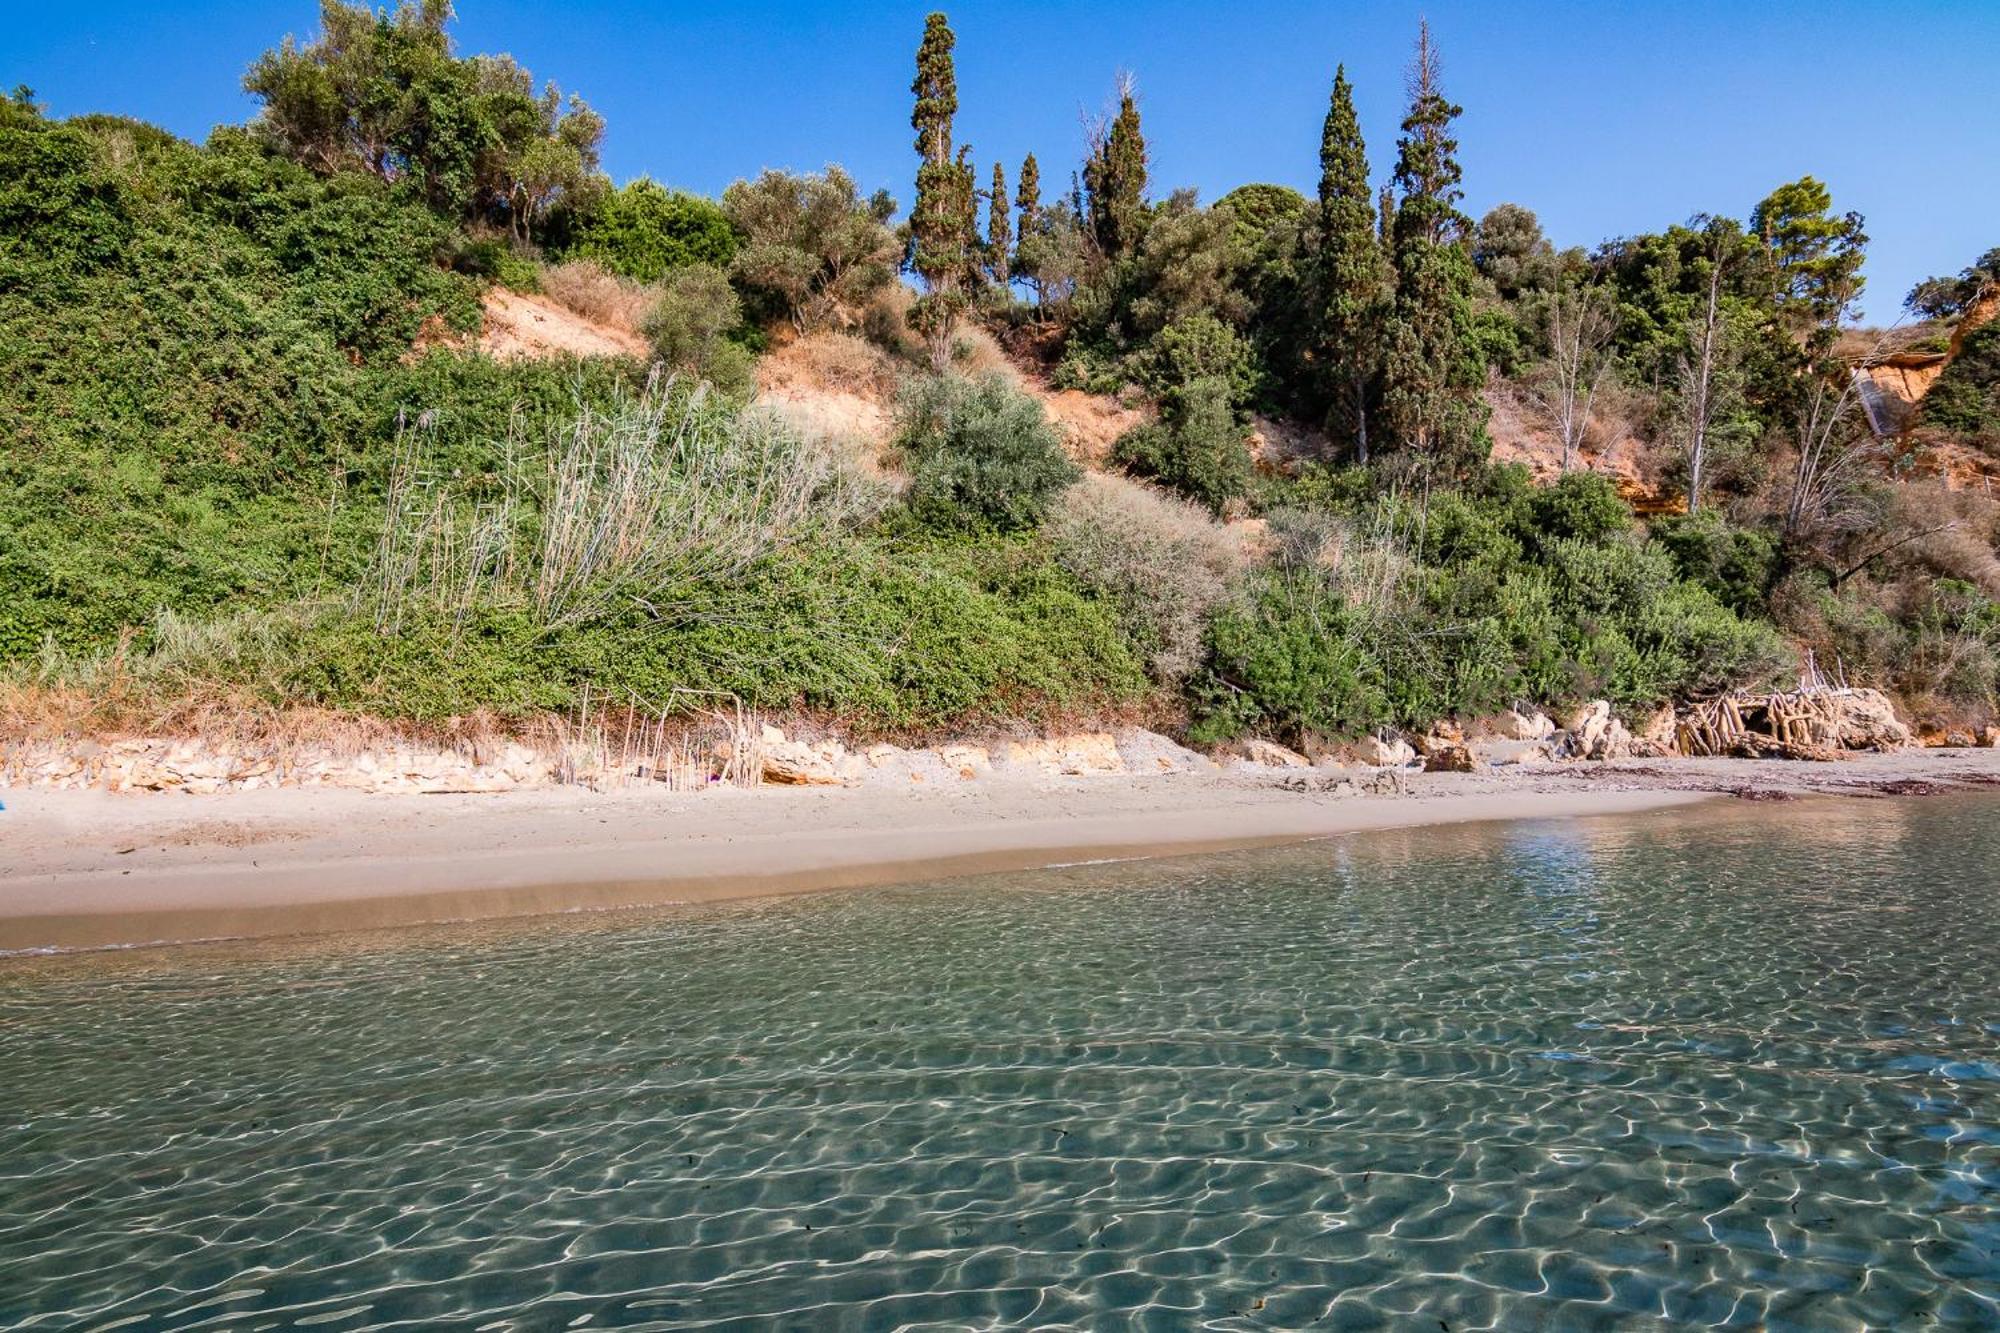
[3,4,1998,746]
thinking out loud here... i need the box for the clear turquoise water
[2,796,1998,1330]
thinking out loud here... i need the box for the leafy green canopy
[243,0,604,236]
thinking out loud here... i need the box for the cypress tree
[1084,79,1148,260]
[1015,152,1041,235]
[910,12,976,370]
[987,161,1011,285]
[1316,65,1391,462]
[1379,22,1488,473]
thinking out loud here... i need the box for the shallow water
[2,796,1997,1330]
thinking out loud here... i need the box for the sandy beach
[4,747,1997,953]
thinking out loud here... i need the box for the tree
[1471,203,1558,301]
[1084,75,1148,261]
[1675,257,1730,512]
[908,12,978,369]
[1532,278,1615,472]
[986,161,1011,286]
[243,0,602,234]
[1906,246,2000,321]
[1379,21,1488,473]
[1315,65,1391,462]
[722,167,897,333]
[1750,176,1866,352]
[1015,153,1041,235]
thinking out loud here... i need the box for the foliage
[1905,245,1999,321]
[1749,176,1866,350]
[643,265,755,395]
[724,166,897,333]
[1113,377,1252,513]
[1315,65,1391,459]
[243,0,603,235]
[1048,474,1247,681]
[1084,83,1149,261]
[1379,24,1489,473]
[568,178,735,281]
[908,12,979,367]
[1188,463,1790,743]
[1922,321,2000,440]
[893,374,1080,531]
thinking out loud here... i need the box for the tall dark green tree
[1379,22,1488,473]
[986,161,1011,286]
[909,12,977,369]
[1315,65,1391,462]
[1084,77,1148,261]
[1015,152,1041,235]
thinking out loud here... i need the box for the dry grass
[0,676,772,793]
[367,371,892,633]
[784,331,901,399]
[537,259,659,335]
[1049,473,1247,681]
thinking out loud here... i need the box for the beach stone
[1983,725,2000,748]
[1472,738,1550,767]
[1413,722,1464,756]
[1241,739,1310,769]
[1491,709,1556,742]
[1422,743,1476,773]
[1054,733,1124,775]
[1831,689,1913,750]
[1567,701,1613,758]
[761,738,848,786]
[1347,735,1417,768]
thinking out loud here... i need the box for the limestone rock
[1422,743,1477,773]
[761,738,849,786]
[1242,739,1310,769]
[1490,709,1556,742]
[1348,735,1417,768]
[1471,738,1552,767]
[1114,729,1216,774]
[938,743,991,780]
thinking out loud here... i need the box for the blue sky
[7,0,1995,321]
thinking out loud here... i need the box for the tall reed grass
[364,370,889,634]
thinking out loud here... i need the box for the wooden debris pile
[1676,686,1911,761]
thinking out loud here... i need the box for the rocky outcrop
[1240,739,1310,769]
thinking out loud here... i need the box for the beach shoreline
[5,747,1998,954]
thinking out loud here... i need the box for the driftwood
[1676,684,1904,761]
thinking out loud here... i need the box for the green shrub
[643,263,754,396]
[1922,321,2000,441]
[894,374,1080,531]
[1112,377,1252,513]
[1191,570,1388,744]
[569,178,737,281]
[1528,470,1631,546]
[1651,510,1782,615]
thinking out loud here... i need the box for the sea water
[2,795,1996,1329]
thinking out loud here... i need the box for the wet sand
[4,748,1997,952]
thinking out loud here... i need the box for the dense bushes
[1187,465,1790,743]
[567,178,736,281]
[1923,322,2000,442]
[1112,378,1252,512]
[893,375,1079,531]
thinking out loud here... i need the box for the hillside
[3,4,1999,761]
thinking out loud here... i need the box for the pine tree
[910,12,977,370]
[1379,22,1488,473]
[1084,77,1148,261]
[1316,65,1391,462]
[987,161,1011,286]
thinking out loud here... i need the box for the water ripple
[2,795,1998,1329]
